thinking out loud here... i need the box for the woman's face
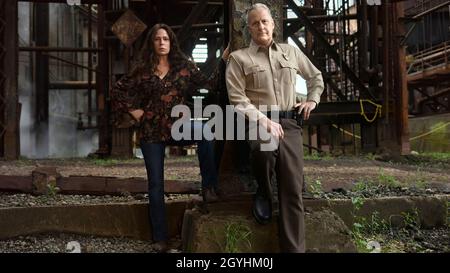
[153,28,170,57]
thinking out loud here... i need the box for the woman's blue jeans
[140,121,218,242]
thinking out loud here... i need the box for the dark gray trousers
[248,118,305,253]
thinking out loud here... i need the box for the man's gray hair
[246,3,273,24]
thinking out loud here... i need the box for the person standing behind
[225,3,324,253]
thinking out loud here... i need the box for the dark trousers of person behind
[248,118,305,253]
[140,138,217,242]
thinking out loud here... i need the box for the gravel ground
[365,227,449,253]
[303,158,450,193]
[0,233,182,253]
[0,229,446,253]
[0,186,445,208]
[313,183,448,200]
[0,192,199,208]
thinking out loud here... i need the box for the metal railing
[405,0,450,16]
[407,42,450,75]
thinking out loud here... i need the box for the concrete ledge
[180,195,448,253]
[220,194,449,229]
[0,201,188,240]
[182,208,357,253]
[0,195,447,246]
[305,195,449,229]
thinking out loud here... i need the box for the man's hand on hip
[295,101,317,120]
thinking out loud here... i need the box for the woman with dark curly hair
[111,23,229,252]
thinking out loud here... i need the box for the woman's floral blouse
[111,61,221,142]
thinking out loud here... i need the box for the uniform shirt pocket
[243,65,267,89]
[278,59,297,85]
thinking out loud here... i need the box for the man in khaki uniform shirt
[226,3,324,253]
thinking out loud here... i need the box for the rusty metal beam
[411,0,450,20]
[370,6,379,70]
[19,46,103,52]
[358,0,368,80]
[0,0,20,159]
[394,2,410,155]
[48,81,97,89]
[284,14,358,23]
[87,4,93,126]
[34,2,50,158]
[402,1,450,45]
[97,0,109,157]
[200,31,223,37]
[414,87,450,110]
[382,2,391,123]
[0,0,7,157]
[178,0,223,5]
[18,0,101,3]
[286,0,374,100]
[305,100,384,126]
[176,0,209,45]
[311,100,383,114]
[44,53,103,74]
[179,4,223,56]
[284,24,347,101]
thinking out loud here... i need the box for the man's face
[247,8,274,47]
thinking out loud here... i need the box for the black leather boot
[252,194,272,225]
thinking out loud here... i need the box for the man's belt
[263,110,304,127]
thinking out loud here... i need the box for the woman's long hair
[131,23,190,77]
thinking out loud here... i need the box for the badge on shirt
[282,53,289,61]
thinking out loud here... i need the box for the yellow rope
[409,121,450,141]
[331,121,450,142]
[359,99,382,123]
[332,124,361,139]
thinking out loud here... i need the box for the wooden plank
[58,176,200,195]
[0,175,32,192]
[164,180,200,194]
[58,176,108,194]
[105,177,147,193]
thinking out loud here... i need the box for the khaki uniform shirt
[226,40,324,121]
